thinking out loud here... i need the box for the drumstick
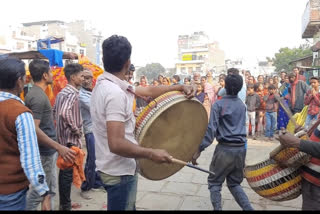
[274,96,298,128]
[269,96,300,158]
[171,158,215,176]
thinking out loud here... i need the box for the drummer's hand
[182,85,196,99]
[276,128,301,148]
[191,150,201,165]
[149,149,173,164]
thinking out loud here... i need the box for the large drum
[244,158,302,201]
[135,91,208,180]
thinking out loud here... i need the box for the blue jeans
[305,114,318,129]
[0,188,28,210]
[99,172,137,210]
[265,112,277,137]
[208,144,253,210]
[81,133,103,191]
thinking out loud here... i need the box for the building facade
[175,31,225,76]
[20,20,102,66]
[0,25,37,54]
[302,0,320,67]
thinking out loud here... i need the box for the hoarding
[182,54,192,61]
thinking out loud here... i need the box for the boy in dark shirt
[245,84,261,140]
[263,84,279,141]
[192,71,253,211]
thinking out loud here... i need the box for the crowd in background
[132,66,319,141]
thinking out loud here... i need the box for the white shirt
[91,72,137,176]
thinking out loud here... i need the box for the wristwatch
[41,190,55,197]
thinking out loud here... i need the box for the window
[196,67,201,72]
[80,49,85,55]
[181,67,186,74]
[188,67,193,74]
[16,42,24,50]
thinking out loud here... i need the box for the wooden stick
[171,158,215,176]
[270,117,320,159]
[275,96,298,128]
[171,158,187,166]
[269,96,300,158]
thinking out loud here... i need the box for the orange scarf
[56,146,86,188]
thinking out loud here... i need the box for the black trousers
[59,168,73,210]
[302,178,320,210]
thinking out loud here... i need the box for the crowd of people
[0,34,320,211]
[134,67,316,142]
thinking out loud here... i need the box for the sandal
[71,202,82,209]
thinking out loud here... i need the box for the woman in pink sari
[201,76,216,105]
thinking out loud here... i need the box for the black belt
[218,141,245,147]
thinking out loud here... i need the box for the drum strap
[307,117,320,137]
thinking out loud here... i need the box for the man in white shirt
[91,35,195,210]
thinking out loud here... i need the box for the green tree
[166,68,176,78]
[136,63,166,82]
[271,43,312,73]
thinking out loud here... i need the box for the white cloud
[1,0,310,67]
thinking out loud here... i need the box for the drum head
[138,98,208,180]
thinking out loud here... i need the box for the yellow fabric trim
[257,175,301,196]
[245,164,277,178]
[136,104,151,124]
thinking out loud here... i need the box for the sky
[1,0,310,68]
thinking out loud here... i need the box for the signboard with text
[182,54,192,61]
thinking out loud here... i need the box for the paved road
[52,138,302,210]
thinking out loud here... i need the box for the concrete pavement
[52,138,303,210]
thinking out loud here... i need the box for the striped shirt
[53,84,82,148]
[0,91,49,196]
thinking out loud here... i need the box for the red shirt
[257,89,268,111]
[298,74,306,82]
[304,89,320,115]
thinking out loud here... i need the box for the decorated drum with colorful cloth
[244,158,301,201]
[135,91,208,180]
[270,134,311,168]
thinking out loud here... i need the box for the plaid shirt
[304,89,320,116]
